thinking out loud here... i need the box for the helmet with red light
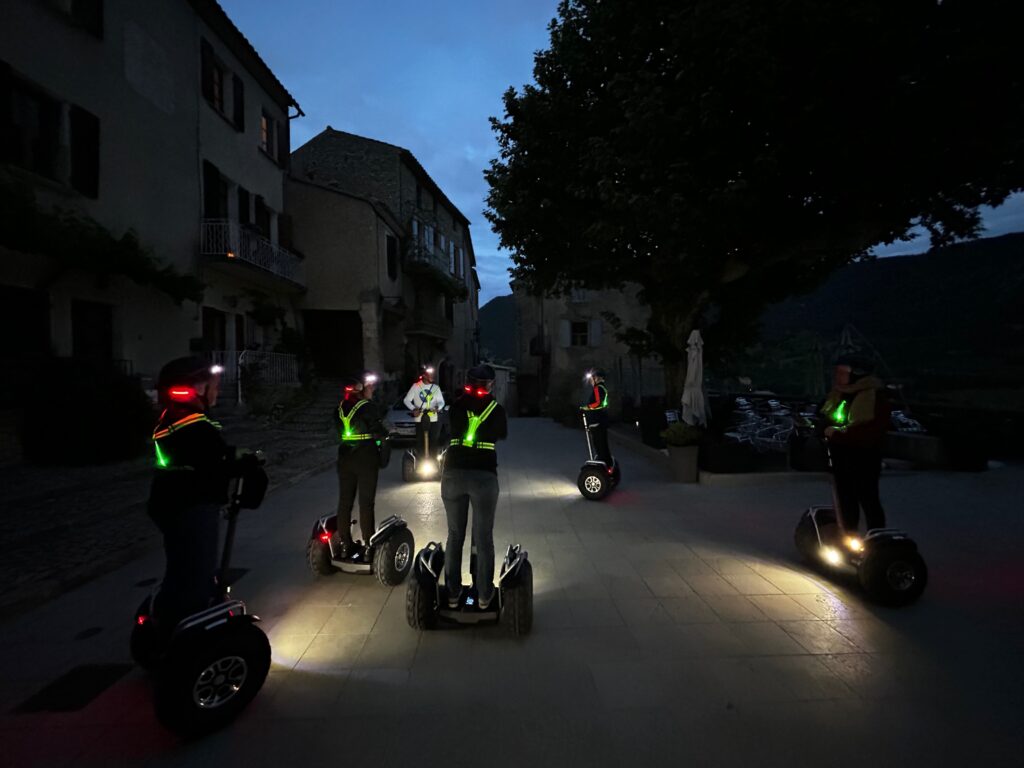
[465,364,496,397]
[344,370,379,397]
[157,356,223,407]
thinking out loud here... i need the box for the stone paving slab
[0,418,1022,767]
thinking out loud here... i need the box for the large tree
[485,0,1023,389]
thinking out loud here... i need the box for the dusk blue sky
[221,0,1023,304]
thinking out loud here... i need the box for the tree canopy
[485,0,1024,377]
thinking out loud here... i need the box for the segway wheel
[401,454,415,483]
[500,560,534,636]
[154,622,271,737]
[578,468,609,501]
[374,527,415,587]
[793,511,819,564]
[405,577,438,630]
[858,545,928,607]
[306,537,335,576]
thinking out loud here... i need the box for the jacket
[445,392,508,473]
[149,405,237,509]
[403,380,445,423]
[820,376,890,451]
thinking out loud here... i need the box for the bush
[660,421,705,447]
[20,358,155,465]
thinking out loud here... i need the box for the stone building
[514,283,665,416]
[0,0,303,391]
[289,128,480,396]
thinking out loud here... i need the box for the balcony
[201,219,303,287]
[404,244,466,298]
[406,308,452,340]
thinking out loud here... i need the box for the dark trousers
[415,419,440,459]
[148,501,221,626]
[442,468,499,602]
[337,444,380,544]
[834,450,886,531]
[589,421,613,464]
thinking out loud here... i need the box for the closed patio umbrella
[681,329,707,426]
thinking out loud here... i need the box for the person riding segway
[577,368,620,500]
[307,371,414,586]
[401,365,445,481]
[133,356,271,735]
[406,365,533,634]
[794,355,927,605]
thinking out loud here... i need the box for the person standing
[581,368,612,464]
[336,371,388,559]
[443,365,508,610]
[403,364,445,462]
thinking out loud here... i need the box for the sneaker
[447,588,462,609]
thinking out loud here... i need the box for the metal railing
[406,309,452,339]
[208,350,299,404]
[200,219,303,284]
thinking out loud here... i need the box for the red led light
[137,615,148,625]
[319,532,331,543]
[464,385,472,393]
[168,386,196,401]
[476,388,487,397]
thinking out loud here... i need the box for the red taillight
[168,386,196,401]
[476,388,487,397]
[137,615,148,625]
[228,610,234,617]
[607,467,614,474]
[319,532,331,543]
[464,385,472,393]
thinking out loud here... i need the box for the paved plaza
[1,418,1022,767]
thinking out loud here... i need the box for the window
[238,186,250,224]
[254,195,271,239]
[569,287,589,303]
[200,39,226,113]
[411,219,419,242]
[259,111,273,156]
[386,234,399,281]
[6,73,62,180]
[232,74,244,130]
[422,224,434,249]
[202,160,228,218]
[571,321,589,347]
[69,104,100,197]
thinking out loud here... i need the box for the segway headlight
[209,364,224,375]
[418,459,437,476]
[821,546,843,566]
[844,536,864,553]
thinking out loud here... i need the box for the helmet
[835,354,875,382]
[464,364,495,397]
[420,364,436,379]
[157,356,222,406]
[587,368,607,381]
[344,370,379,395]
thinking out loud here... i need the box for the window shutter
[589,318,602,347]
[558,319,571,348]
[232,74,244,131]
[278,213,293,250]
[238,186,250,224]
[276,120,288,168]
[69,105,100,198]
[200,39,214,102]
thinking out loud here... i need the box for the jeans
[833,449,886,531]
[337,444,380,544]
[148,501,222,626]
[442,468,499,603]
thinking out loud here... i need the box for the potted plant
[660,422,704,483]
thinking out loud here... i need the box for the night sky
[220,0,1024,304]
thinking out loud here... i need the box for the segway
[130,453,271,737]
[577,410,620,500]
[307,514,415,586]
[405,542,533,635]
[793,425,927,606]
[402,420,444,482]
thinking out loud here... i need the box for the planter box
[667,444,699,483]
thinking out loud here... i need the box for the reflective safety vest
[825,397,851,426]
[449,400,498,450]
[586,383,609,410]
[152,411,220,469]
[339,399,372,442]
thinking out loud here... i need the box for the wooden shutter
[69,105,100,198]
[278,213,293,250]
[276,119,288,168]
[232,74,244,130]
[200,39,214,102]
[237,186,250,224]
[558,319,571,348]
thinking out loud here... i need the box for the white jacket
[403,380,444,422]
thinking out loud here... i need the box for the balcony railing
[404,244,466,296]
[406,308,452,339]
[201,219,303,285]
[208,350,299,405]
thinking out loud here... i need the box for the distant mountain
[479,295,517,365]
[756,232,1024,390]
